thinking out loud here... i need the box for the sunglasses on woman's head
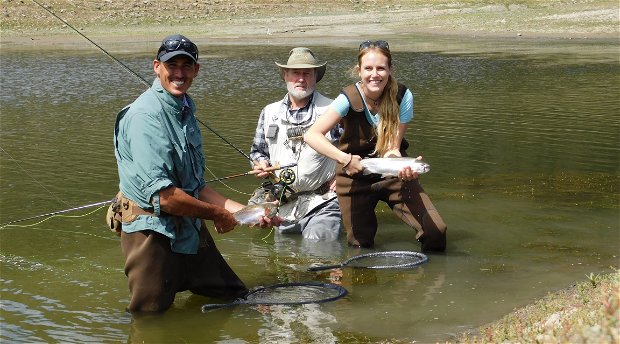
[359,40,390,51]
[158,39,199,60]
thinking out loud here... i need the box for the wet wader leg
[337,175,380,247]
[388,179,447,252]
[121,230,180,313]
[186,221,247,298]
[299,199,342,241]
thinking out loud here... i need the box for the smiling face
[284,68,316,101]
[357,48,391,96]
[153,55,200,98]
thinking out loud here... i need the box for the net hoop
[201,281,348,312]
[308,250,429,271]
[347,250,428,269]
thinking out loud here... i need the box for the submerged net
[245,282,346,304]
[202,282,347,311]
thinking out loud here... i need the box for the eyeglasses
[157,39,199,60]
[359,40,390,51]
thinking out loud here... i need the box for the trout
[360,157,430,177]
[233,203,278,226]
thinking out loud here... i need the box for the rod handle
[247,163,282,175]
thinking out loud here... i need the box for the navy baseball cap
[156,34,199,63]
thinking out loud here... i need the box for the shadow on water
[0,41,618,343]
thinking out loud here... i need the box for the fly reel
[279,168,296,185]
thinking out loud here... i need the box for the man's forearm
[158,186,227,220]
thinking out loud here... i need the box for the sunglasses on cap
[359,40,390,51]
[157,39,199,60]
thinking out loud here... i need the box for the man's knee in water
[127,294,174,313]
[127,280,175,313]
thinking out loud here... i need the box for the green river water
[0,39,618,343]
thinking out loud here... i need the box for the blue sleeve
[122,112,174,211]
[329,93,351,117]
[399,89,414,123]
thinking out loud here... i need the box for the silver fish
[360,157,430,177]
[233,203,278,226]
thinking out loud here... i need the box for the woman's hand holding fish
[397,167,419,181]
[397,156,423,181]
[342,154,363,176]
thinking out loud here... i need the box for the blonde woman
[304,40,446,251]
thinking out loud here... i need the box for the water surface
[0,41,618,343]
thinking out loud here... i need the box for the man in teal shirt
[114,34,278,313]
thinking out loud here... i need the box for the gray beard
[287,82,314,100]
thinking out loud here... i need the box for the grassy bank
[2,0,618,47]
[457,271,619,343]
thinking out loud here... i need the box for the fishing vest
[338,83,410,159]
[262,91,336,193]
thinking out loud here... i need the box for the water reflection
[273,232,345,259]
[256,304,339,343]
[0,43,618,343]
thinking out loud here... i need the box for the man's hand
[252,160,274,179]
[257,214,284,228]
[255,201,284,228]
[212,208,238,233]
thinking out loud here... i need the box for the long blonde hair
[356,46,400,156]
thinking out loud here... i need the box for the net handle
[307,263,344,272]
[201,300,243,312]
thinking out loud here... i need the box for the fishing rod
[4,1,278,228]
[0,164,296,228]
[205,163,296,183]
[0,200,113,228]
[30,0,251,162]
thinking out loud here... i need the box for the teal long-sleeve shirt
[114,78,206,254]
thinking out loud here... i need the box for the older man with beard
[249,47,342,241]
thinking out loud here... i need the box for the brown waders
[121,221,247,313]
[337,83,447,251]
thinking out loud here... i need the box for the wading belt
[120,196,156,222]
[107,191,157,236]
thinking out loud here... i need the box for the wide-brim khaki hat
[275,47,327,82]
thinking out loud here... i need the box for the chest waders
[336,83,447,251]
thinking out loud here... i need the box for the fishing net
[201,282,348,311]
[307,251,428,271]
